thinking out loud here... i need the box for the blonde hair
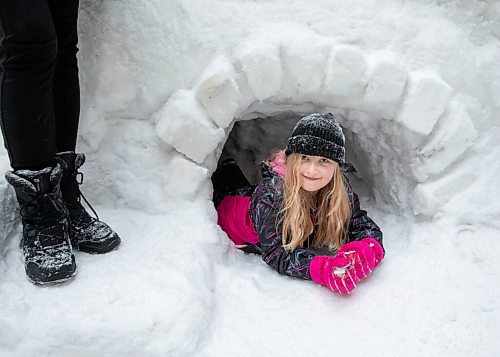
[280,153,351,251]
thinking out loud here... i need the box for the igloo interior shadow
[213,112,379,210]
[217,113,301,184]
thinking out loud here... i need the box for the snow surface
[1,0,500,356]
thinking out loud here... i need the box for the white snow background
[1,0,500,356]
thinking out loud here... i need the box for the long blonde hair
[280,153,351,251]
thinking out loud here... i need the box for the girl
[214,113,384,294]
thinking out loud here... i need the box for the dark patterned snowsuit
[215,162,384,280]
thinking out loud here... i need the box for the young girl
[213,113,384,294]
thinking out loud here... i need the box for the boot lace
[19,192,68,224]
[74,172,100,221]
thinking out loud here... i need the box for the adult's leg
[0,0,57,170]
[0,2,77,285]
[49,1,121,255]
[48,0,80,152]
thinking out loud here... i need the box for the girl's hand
[310,238,384,294]
[324,256,360,294]
[362,237,384,266]
[337,240,376,279]
[310,256,360,294]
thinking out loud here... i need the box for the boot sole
[74,236,121,255]
[27,256,77,286]
[31,270,77,286]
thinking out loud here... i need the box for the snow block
[410,171,477,216]
[411,98,479,182]
[233,41,282,101]
[323,45,367,97]
[232,71,256,117]
[195,57,242,129]
[454,92,491,132]
[153,90,225,164]
[164,154,209,200]
[279,36,331,102]
[363,54,408,116]
[396,71,453,135]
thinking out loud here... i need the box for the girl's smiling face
[298,155,337,193]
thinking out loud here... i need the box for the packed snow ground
[1,0,500,356]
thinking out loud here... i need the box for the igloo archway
[151,30,479,218]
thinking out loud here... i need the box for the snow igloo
[150,31,480,219]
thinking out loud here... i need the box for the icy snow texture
[1,0,500,356]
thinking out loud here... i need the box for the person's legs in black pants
[0,0,59,170]
[47,2,121,257]
[0,1,119,285]
[0,0,80,168]
[0,0,77,284]
[49,0,80,153]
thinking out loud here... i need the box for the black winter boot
[56,152,121,254]
[5,165,77,285]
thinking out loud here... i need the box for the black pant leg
[48,0,80,153]
[0,0,57,170]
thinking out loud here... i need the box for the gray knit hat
[285,113,346,165]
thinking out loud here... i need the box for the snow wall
[1,1,498,233]
[70,0,500,224]
[0,1,499,356]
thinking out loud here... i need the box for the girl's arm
[250,177,317,280]
[345,179,384,249]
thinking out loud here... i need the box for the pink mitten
[310,256,360,294]
[362,238,384,267]
[337,240,376,279]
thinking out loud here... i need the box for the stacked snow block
[410,170,478,217]
[324,45,367,98]
[164,153,209,200]
[411,98,479,182]
[277,33,331,103]
[396,71,453,135]
[363,54,408,117]
[195,57,242,129]
[320,48,408,118]
[409,98,479,215]
[152,89,225,165]
[151,28,480,216]
[233,41,282,101]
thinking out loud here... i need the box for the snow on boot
[56,152,121,254]
[5,165,77,285]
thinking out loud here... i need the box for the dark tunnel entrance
[211,112,376,210]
